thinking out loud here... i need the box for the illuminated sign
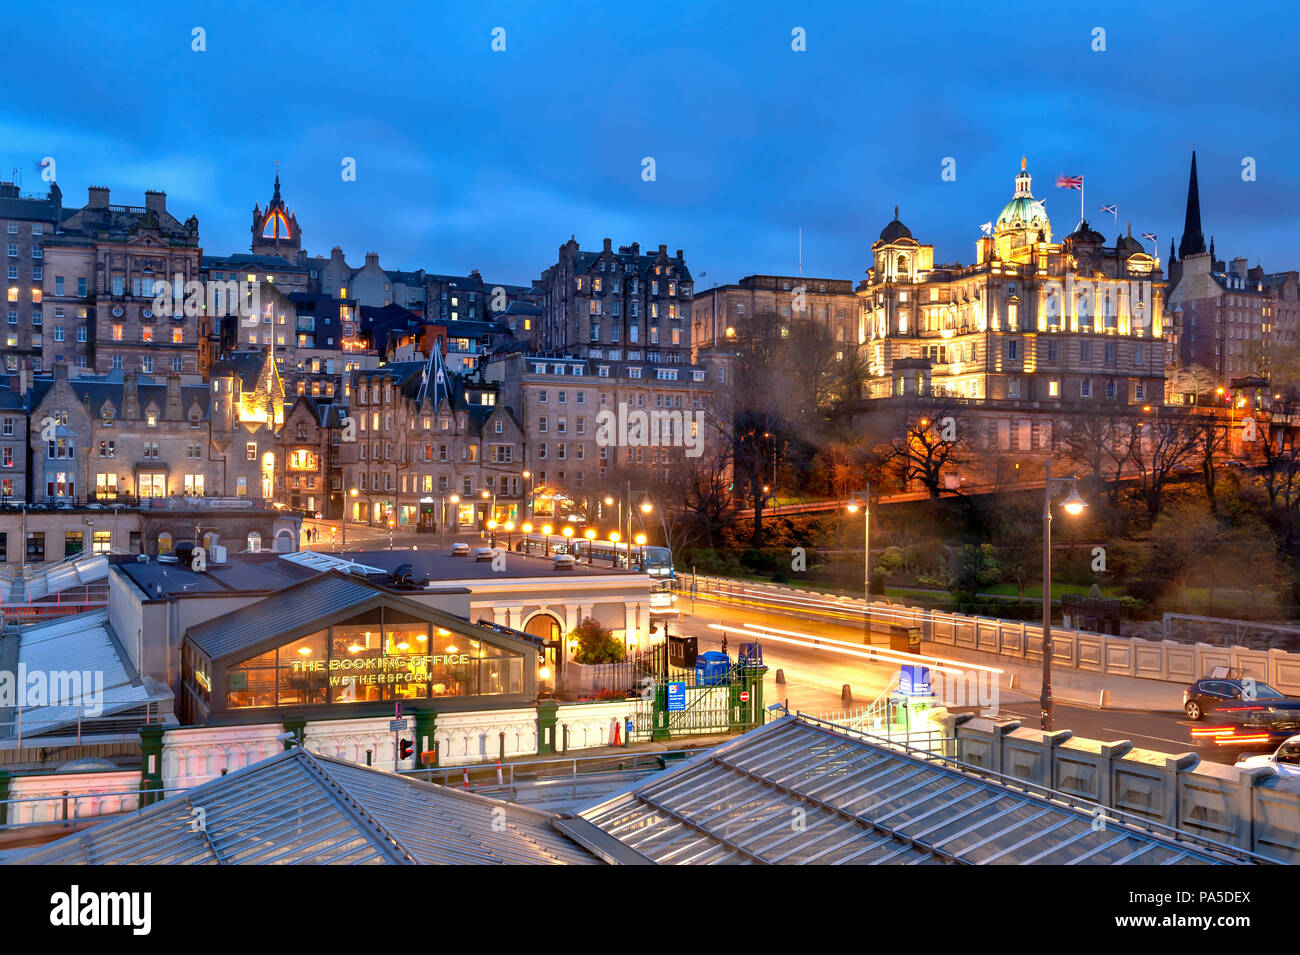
[290,654,474,687]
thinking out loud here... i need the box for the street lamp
[486,518,498,547]
[583,527,596,563]
[1041,460,1087,731]
[562,525,574,555]
[342,488,358,553]
[522,470,533,523]
[503,520,515,550]
[541,523,554,556]
[634,532,647,570]
[846,487,871,629]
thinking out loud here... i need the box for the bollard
[841,684,853,705]
[1098,689,1111,708]
[776,668,786,685]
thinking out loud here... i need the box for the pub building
[180,571,539,724]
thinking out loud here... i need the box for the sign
[739,690,750,703]
[666,682,686,712]
[389,718,410,732]
[898,665,931,698]
[668,635,698,669]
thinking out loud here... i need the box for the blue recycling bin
[695,651,730,686]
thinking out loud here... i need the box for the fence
[679,573,1300,696]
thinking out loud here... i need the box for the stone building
[340,357,526,532]
[485,350,717,513]
[690,274,859,360]
[275,395,347,518]
[1166,151,1300,387]
[30,363,212,503]
[1,372,30,502]
[2,178,63,374]
[859,158,1167,408]
[43,186,202,378]
[534,238,694,364]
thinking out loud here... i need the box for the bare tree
[1191,411,1229,511]
[874,398,972,505]
[1124,412,1200,522]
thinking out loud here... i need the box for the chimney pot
[88,186,110,208]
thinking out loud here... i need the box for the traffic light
[398,738,414,761]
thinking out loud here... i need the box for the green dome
[996,196,1048,231]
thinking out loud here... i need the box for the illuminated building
[859,157,1168,411]
[251,172,305,267]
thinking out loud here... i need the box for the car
[1183,674,1300,721]
[1236,735,1300,780]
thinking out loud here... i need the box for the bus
[514,534,674,579]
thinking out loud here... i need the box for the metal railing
[795,712,1280,865]
[1,704,169,750]
[0,785,185,836]
[400,748,709,804]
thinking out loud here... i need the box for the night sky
[6,0,1299,286]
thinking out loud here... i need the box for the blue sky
[5,0,1299,286]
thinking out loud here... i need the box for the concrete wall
[937,713,1300,863]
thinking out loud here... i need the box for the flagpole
[1080,176,1085,226]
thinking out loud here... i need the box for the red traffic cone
[612,719,622,747]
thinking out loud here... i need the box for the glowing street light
[1041,461,1088,730]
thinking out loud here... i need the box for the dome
[1065,219,1105,244]
[878,205,912,243]
[1115,226,1143,255]
[996,196,1048,233]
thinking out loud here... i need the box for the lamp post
[541,524,553,556]
[635,532,647,569]
[442,493,460,548]
[562,524,574,554]
[583,527,596,564]
[503,520,515,550]
[846,487,871,636]
[522,470,533,523]
[1040,459,1088,731]
[341,488,358,553]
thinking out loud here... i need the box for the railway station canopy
[9,716,1263,865]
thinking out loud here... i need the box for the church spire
[1177,150,1206,258]
[1169,236,1176,263]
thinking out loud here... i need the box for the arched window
[202,531,219,551]
[896,254,909,277]
[275,528,294,553]
[156,531,174,555]
[247,532,262,552]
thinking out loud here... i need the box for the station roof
[183,570,522,663]
[14,746,598,865]
[1,610,172,740]
[557,716,1253,865]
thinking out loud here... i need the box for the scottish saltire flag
[1099,203,1117,215]
[1057,175,1083,189]
[1142,231,1157,242]
[979,221,992,235]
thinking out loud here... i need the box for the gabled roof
[560,716,1257,865]
[183,569,531,664]
[13,746,598,865]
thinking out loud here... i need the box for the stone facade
[535,237,694,364]
[2,179,63,374]
[691,274,859,359]
[859,160,1167,408]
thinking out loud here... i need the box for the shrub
[570,617,624,665]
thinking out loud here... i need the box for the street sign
[666,682,686,712]
[388,718,410,733]
[739,690,751,703]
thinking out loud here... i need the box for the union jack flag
[1057,175,1083,189]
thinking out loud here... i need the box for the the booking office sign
[291,653,473,688]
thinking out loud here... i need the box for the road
[674,592,1260,766]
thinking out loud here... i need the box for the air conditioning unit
[209,544,227,565]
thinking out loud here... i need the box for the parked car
[1236,735,1300,780]
[1183,676,1299,721]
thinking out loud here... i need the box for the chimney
[166,374,182,417]
[658,244,667,257]
[123,371,139,418]
[87,186,110,208]
[145,190,166,216]
[630,242,640,257]
[676,249,683,260]
[603,238,612,252]
[54,361,69,385]
[1230,257,1248,280]
[365,252,380,267]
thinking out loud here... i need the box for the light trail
[706,623,969,676]
[718,621,1004,676]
